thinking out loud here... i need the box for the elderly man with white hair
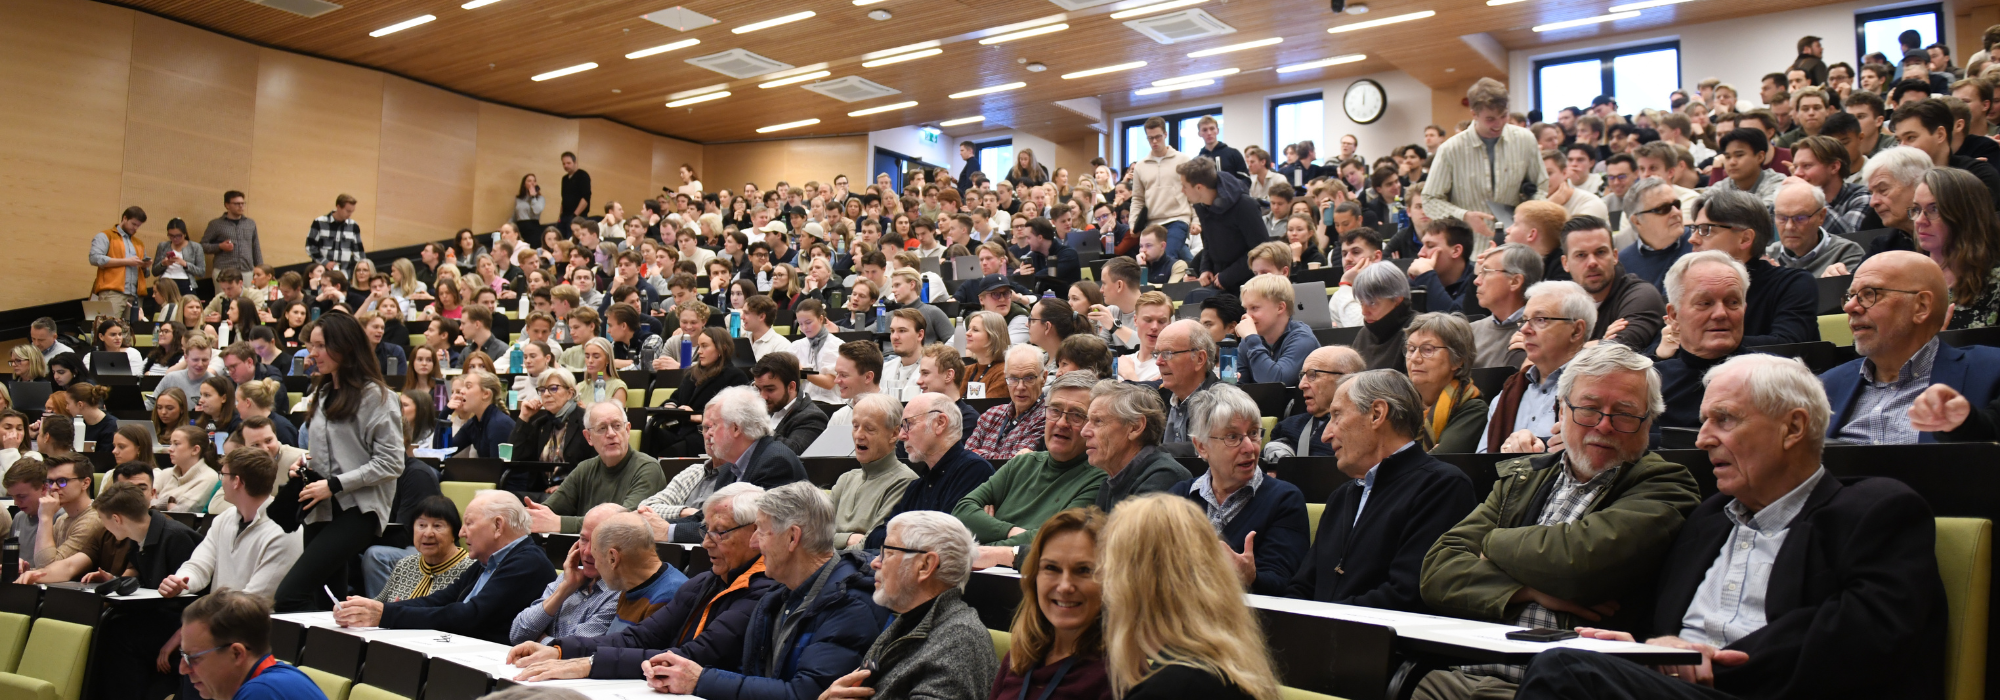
[334,490,558,643]
[1086,380,1190,511]
[1767,179,1864,278]
[963,345,1049,462]
[833,394,917,550]
[1650,251,1755,443]
[1470,243,1543,369]
[527,402,667,534]
[1155,319,1220,450]
[509,503,635,644]
[820,512,998,700]
[1847,145,1934,263]
[665,387,808,543]
[1172,384,1309,595]
[1348,261,1416,372]
[959,371,1108,569]
[863,393,995,550]
[1516,354,1947,700]
[1481,281,1596,453]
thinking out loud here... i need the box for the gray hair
[886,510,977,588]
[1663,250,1749,307]
[1353,261,1411,306]
[1005,343,1047,368]
[1861,145,1936,187]
[1165,319,1218,371]
[917,393,963,443]
[710,386,771,439]
[1703,353,1832,451]
[705,481,765,528]
[759,482,836,554]
[471,489,532,535]
[1186,383,1263,448]
[1338,370,1426,439]
[1488,242,1543,291]
[1692,189,1775,252]
[592,512,656,560]
[1048,369,1100,394]
[1403,312,1476,383]
[1524,280,1598,336]
[582,401,628,431]
[1089,379,1167,446]
[1555,342,1665,418]
[851,393,903,432]
[1626,176,1672,212]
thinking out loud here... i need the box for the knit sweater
[953,451,1105,547]
[154,461,219,513]
[169,497,303,598]
[543,450,669,533]
[831,454,917,550]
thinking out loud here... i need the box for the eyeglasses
[880,543,931,557]
[899,410,944,432]
[1154,348,1201,364]
[703,521,752,542]
[1046,407,1090,426]
[1775,206,1824,228]
[1686,223,1743,239]
[1843,286,1923,310]
[537,385,568,395]
[1636,200,1681,217]
[1908,204,1942,221]
[1204,433,1259,447]
[1475,265,1515,278]
[47,477,81,489]
[1605,173,1633,183]
[589,423,629,435]
[1404,343,1450,359]
[1302,368,1346,383]
[1565,402,1648,433]
[181,645,226,667]
[1004,374,1042,386]
[1523,316,1579,330]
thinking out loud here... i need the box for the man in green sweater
[958,371,1107,568]
[526,402,668,534]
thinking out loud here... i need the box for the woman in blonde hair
[1098,494,1282,700]
[961,311,1010,397]
[993,507,1113,700]
[236,377,300,446]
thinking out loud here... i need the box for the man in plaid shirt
[307,194,365,276]
[965,345,1048,461]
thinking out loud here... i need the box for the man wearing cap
[763,221,797,267]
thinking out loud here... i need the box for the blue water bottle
[729,310,742,338]
[874,297,888,333]
[920,277,931,303]
[680,336,692,366]
[508,345,523,374]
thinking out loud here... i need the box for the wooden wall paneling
[1431,79,1478,135]
[1053,133,1103,180]
[377,77,478,249]
[652,137,705,202]
[249,48,385,268]
[1958,3,2000,62]
[473,103,579,237]
[121,13,259,244]
[576,119,654,222]
[0,0,134,310]
[703,136,868,199]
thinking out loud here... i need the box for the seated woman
[508,340,560,396]
[359,311,409,376]
[1402,313,1489,454]
[508,370,591,490]
[990,508,1114,700]
[0,410,40,471]
[375,496,473,603]
[7,345,47,383]
[156,425,220,513]
[47,353,86,391]
[652,328,749,457]
[83,317,144,374]
[111,423,153,468]
[1914,168,2000,330]
[1099,495,1283,700]
[1347,262,1414,372]
[65,383,119,461]
[1169,384,1308,596]
[151,387,189,442]
[1055,334,1113,380]
[191,375,240,435]
[446,370,515,460]
[404,345,444,399]
[575,338,629,407]
[237,378,300,446]
[144,321,188,377]
[961,311,1010,397]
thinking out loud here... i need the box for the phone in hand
[1505,628,1579,643]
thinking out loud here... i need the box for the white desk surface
[442,649,697,699]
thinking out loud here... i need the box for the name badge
[965,381,986,399]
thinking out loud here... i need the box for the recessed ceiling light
[1108,0,1206,20]
[863,41,942,60]
[867,9,892,20]
[1607,0,1693,11]
[370,15,435,37]
[665,91,730,107]
[979,23,1069,44]
[460,0,502,9]
[531,62,598,81]
[848,101,918,116]
[1135,80,1212,95]
[1061,61,1146,79]
[758,70,832,88]
[861,48,943,68]
[758,118,821,133]
[1533,10,1639,31]
[1152,68,1237,86]
[625,38,700,59]
[1327,10,1435,33]
[733,10,815,34]
[940,116,986,126]
[949,82,1028,98]
[1275,53,1367,73]
[1186,37,1282,58]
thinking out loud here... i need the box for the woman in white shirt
[83,318,145,374]
[678,164,704,197]
[156,425,220,513]
[0,411,40,472]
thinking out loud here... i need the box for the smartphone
[1505,628,1579,643]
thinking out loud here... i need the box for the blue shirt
[1476,360,1568,452]
[469,534,534,599]
[1353,442,1416,524]
[234,657,327,700]
[1239,319,1316,386]
[1680,467,1828,647]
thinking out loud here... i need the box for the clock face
[1345,79,1386,124]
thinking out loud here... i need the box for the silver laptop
[951,255,981,281]
[81,301,116,322]
[1292,282,1333,329]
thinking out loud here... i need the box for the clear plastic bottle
[594,377,607,404]
[874,297,888,333]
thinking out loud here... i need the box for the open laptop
[1291,282,1333,329]
[951,255,981,282]
[81,301,116,323]
[91,351,135,377]
[8,382,52,415]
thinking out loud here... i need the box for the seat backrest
[1279,687,1340,700]
[17,618,91,700]
[1818,314,1850,346]
[1936,517,1991,700]
[438,481,494,520]
[988,628,1011,664]
[0,612,29,673]
[1304,503,1325,546]
[301,666,355,700]
[349,683,412,700]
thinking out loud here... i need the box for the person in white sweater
[160,445,303,600]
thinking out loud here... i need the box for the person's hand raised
[1909,384,1973,433]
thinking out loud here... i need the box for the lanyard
[1019,656,1078,700]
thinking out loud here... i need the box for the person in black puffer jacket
[1182,158,1272,291]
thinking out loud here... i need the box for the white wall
[959,128,1058,172]
[1103,68,1435,165]
[868,125,953,169]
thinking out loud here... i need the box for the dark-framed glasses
[1842,286,1922,310]
[1565,402,1648,433]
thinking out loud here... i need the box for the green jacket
[1433,396,1489,455]
[543,450,668,533]
[953,451,1105,547]
[1419,451,1700,629]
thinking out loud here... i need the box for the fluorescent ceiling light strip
[1061,61,1147,79]
[1275,53,1366,73]
[979,23,1069,44]
[854,0,888,4]
[1186,37,1281,58]
[1327,10,1435,33]
[1135,79,1212,95]
[848,101,919,116]
[1607,0,1693,11]
[758,70,832,88]
[370,15,435,37]
[665,91,730,108]
[861,48,943,67]
[733,10,815,34]
[939,116,985,126]
[625,39,700,59]
[460,0,501,9]
[862,40,942,60]
[949,82,1027,98]
[1533,11,1639,31]
[1485,0,1526,5]
[1152,67,1238,87]
[531,62,598,81]
[1108,0,1206,20]
[758,118,821,133]
[668,83,729,100]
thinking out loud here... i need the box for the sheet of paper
[271,611,340,628]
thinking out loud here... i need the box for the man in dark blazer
[1180,157,1272,292]
[334,490,557,643]
[1820,252,2000,444]
[1284,370,1477,613]
[1516,354,1947,700]
[751,354,828,455]
[668,386,809,542]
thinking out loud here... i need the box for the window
[1119,107,1222,166]
[1856,4,1943,64]
[975,139,1014,183]
[1269,93,1324,158]
[1532,41,1681,116]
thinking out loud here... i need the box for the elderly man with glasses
[1768,180,1864,278]
[863,393,995,550]
[1688,190,1819,347]
[1615,177,1695,292]
[1265,347,1366,462]
[1417,344,1701,699]
[1481,281,1596,453]
[525,403,667,534]
[1471,243,1542,369]
[961,371,1108,569]
[662,387,809,543]
[1155,319,1222,451]
[964,346,1050,462]
[821,512,997,700]
[1823,251,2000,443]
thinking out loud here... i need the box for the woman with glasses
[1913,168,2000,329]
[510,370,591,478]
[1402,313,1489,454]
[1168,385,1308,596]
[8,345,47,382]
[374,495,471,603]
[990,507,1114,700]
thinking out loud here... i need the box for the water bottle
[874,298,887,333]
[729,310,742,338]
[1,536,18,584]
[1218,338,1240,384]
[433,383,448,411]
[217,321,232,347]
[517,293,530,319]
[920,277,931,303]
[509,345,523,373]
[72,415,85,453]
[680,336,692,366]
[593,377,607,404]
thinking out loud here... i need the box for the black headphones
[94,576,140,597]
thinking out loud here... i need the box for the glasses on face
[1908,203,1942,221]
[1046,407,1089,426]
[1775,206,1825,228]
[1475,265,1514,279]
[1605,173,1633,183]
[48,477,79,490]
[1004,374,1042,387]
[1154,348,1200,364]
[1686,223,1743,239]
[1636,200,1680,217]
[1302,368,1346,383]
[181,645,226,667]
[537,385,568,395]
[590,423,628,436]
[1204,433,1259,447]
[879,543,930,557]
[703,521,751,542]
[1843,286,1923,310]
[1565,402,1648,433]
[899,410,944,433]
[1403,343,1449,359]
[1523,316,1579,330]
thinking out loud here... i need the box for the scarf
[412,548,469,598]
[541,398,579,462]
[1482,369,1541,453]
[1423,379,1481,450]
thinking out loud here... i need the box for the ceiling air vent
[1045,0,1117,9]
[248,0,341,18]
[686,49,793,79]
[802,76,901,103]
[1124,9,1236,45]
[643,6,717,31]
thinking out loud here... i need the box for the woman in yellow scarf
[1404,313,1490,454]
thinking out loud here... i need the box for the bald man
[1821,251,2000,444]
[1264,347,1367,462]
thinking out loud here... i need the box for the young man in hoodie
[1178,155,1272,291]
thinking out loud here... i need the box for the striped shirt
[1420,125,1549,242]
[1834,336,1939,445]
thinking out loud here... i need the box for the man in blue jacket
[648,482,891,700]
[865,393,995,550]
[1822,251,2000,443]
[334,490,557,643]
[180,591,328,700]
[1181,155,1272,291]
[1234,274,1317,386]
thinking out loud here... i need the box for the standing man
[202,190,262,279]
[1195,115,1247,178]
[90,206,149,322]
[560,151,592,230]
[956,142,978,198]
[1423,79,1550,255]
[1130,116,1195,263]
[307,195,365,276]
[1179,156,1271,291]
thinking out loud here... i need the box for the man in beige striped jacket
[1422,78,1550,257]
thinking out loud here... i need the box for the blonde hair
[1240,273,1295,308]
[182,329,216,352]
[236,378,282,410]
[1099,494,1281,700]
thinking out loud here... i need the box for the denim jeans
[1162,219,1192,265]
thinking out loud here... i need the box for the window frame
[972,138,1014,184]
[1268,91,1326,158]
[1119,106,1223,166]
[1530,40,1682,117]
[1854,3,1945,65]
